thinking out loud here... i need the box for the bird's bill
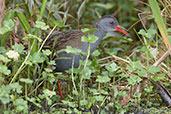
[115,26,131,37]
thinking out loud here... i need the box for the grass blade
[16,6,31,33]
[148,0,171,49]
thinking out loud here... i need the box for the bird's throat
[81,27,107,53]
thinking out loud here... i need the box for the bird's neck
[81,26,107,53]
[89,27,106,52]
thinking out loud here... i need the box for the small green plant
[0,0,170,113]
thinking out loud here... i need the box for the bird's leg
[57,80,64,99]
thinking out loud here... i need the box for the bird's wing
[45,30,87,51]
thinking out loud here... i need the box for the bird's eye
[109,21,114,24]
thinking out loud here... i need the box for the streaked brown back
[45,30,87,50]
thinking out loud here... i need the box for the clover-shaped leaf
[65,46,82,55]
[20,78,33,84]
[96,75,110,83]
[0,54,11,63]
[81,67,92,79]
[12,43,25,53]
[42,49,52,56]
[23,34,42,42]
[0,65,11,75]
[0,19,15,34]
[35,21,49,30]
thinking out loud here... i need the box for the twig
[153,49,171,66]
[98,56,113,61]
[151,49,171,107]
[38,25,58,53]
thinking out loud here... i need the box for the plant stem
[71,54,77,92]
[79,42,90,102]
[10,40,35,84]
[38,25,58,53]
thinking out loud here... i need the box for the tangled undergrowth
[0,0,170,113]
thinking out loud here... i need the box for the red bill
[115,26,131,37]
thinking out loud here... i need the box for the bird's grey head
[97,15,130,37]
[98,15,119,32]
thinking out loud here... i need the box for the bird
[45,15,130,72]
[45,15,130,99]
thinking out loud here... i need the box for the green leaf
[0,19,15,34]
[81,34,98,43]
[96,75,111,83]
[25,60,32,66]
[0,65,11,75]
[62,100,77,108]
[3,10,15,21]
[81,36,89,42]
[149,0,170,48]
[81,28,97,33]
[134,61,142,69]
[44,68,53,73]
[113,86,118,98]
[80,99,88,106]
[42,71,48,78]
[23,34,42,42]
[137,69,147,76]
[42,49,52,56]
[138,29,146,36]
[16,6,31,33]
[150,48,159,59]
[120,73,129,78]
[38,0,47,21]
[99,89,108,95]
[26,97,41,108]
[81,28,90,33]
[29,52,45,64]
[152,73,166,82]
[47,74,55,84]
[167,28,171,33]
[126,65,136,72]
[12,43,25,53]
[118,91,128,97]
[105,62,118,72]
[91,50,100,57]
[14,98,28,113]
[35,21,49,30]
[95,95,104,101]
[56,20,64,28]
[0,47,6,53]
[20,78,33,84]
[169,35,171,44]
[90,2,114,10]
[88,34,98,43]
[126,61,142,72]
[145,86,153,93]
[128,75,142,86]
[43,89,56,97]
[149,66,160,74]
[77,0,87,19]
[0,54,11,63]
[138,28,157,39]
[64,46,82,55]
[0,85,10,104]
[9,83,22,93]
[72,90,78,96]
[147,29,157,35]
[108,48,123,55]
[89,88,98,93]
[81,67,92,79]
[48,60,56,65]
